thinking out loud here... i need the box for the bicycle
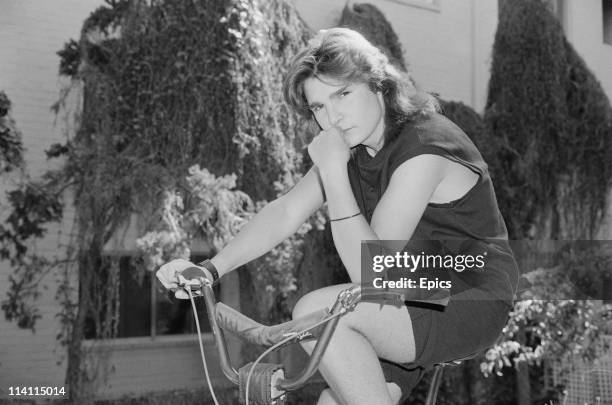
[176,267,469,405]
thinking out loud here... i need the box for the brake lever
[176,273,207,296]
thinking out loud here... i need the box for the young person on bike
[157,28,519,404]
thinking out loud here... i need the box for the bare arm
[211,166,325,276]
[320,155,448,282]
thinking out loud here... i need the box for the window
[84,254,218,339]
[604,0,612,45]
[544,0,567,31]
[383,0,440,12]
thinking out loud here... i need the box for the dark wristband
[197,259,220,286]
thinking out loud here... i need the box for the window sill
[382,0,441,12]
[82,333,215,350]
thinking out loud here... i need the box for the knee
[316,388,338,405]
[292,289,332,320]
[387,382,402,405]
[292,292,318,320]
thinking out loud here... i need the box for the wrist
[319,164,348,184]
[196,259,220,286]
[208,256,229,278]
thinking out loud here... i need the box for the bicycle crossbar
[215,303,330,347]
[196,282,451,391]
[199,283,346,389]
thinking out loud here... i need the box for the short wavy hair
[283,28,438,144]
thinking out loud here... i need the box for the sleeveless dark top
[347,113,519,305]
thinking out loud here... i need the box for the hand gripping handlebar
[177,266,451,404]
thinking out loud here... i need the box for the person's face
[303,75,386,150]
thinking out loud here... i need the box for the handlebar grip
[181,266,209,281]
[215,303,330,347]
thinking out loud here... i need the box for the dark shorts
[380,296,512,401]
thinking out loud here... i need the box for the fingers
[156,258,192,289]
[155,268,177,290]
[156,258,210,300]
[173,286,202,300]
[328,124,344,135]
[175,289,189,300]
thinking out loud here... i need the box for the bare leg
[293,284,416,405]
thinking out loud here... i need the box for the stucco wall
[562,1,612,239]
[564,0,612,101]
[291,0,499,112]
[0,0,101,395]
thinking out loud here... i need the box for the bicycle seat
[436,351,480,367]
[426,351,481,405]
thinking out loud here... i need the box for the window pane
[84,254,217,339]
[83,256,150,339]
[118,256,151,337]
[83,257,119,340]
[604,0,612,45]
[544,0,565,24]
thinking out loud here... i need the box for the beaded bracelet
[329,212,361,222]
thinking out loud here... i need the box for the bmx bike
[176,266,468,405]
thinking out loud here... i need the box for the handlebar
[200,279,354,390]
[215,302,330,347]
[177,267,451,404]
[179,268,450,387]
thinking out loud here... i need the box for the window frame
[382,0,441,13]
[83,250,218,342]
[604,0,612,45]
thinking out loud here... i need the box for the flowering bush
[136,166,253,270]
[481,266,610,377]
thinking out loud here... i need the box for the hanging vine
[0,91,24,174]
[1,91,68,331]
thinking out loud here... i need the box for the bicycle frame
[201,283,364,390]
[180,274,450,404]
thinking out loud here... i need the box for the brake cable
[244,310,344,405]
[186,287,221,405]
[182,277,344,405]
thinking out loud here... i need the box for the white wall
[565,0,612,101]
[0,0,103,393]
[0,0,235,398]
[562,1,612,239]
[290,0,499,112]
